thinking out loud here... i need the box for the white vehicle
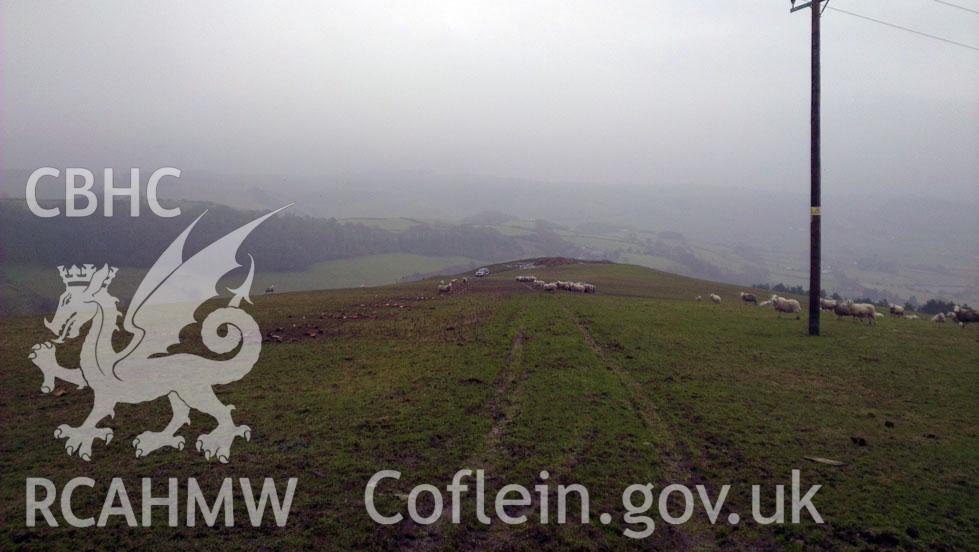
[474,268,490,277]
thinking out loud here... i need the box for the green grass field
[1,261,976,550]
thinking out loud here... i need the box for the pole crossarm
[790,0,827,14]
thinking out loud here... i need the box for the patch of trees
[753,282,806,295]
[917,299,956,315]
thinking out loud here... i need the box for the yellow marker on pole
[810,206,821,216]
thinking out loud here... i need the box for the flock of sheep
[819,298,977,327]
[697,291,978,327]
[435,273,598,295]
[432,269,977,329]
[515,275,596,294]
[697,292,804,319]
[818,298,885,324]
[929,305,978,326]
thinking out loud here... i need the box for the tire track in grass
[402,324,529,550]
[469,296,706,550]
[561,304,717,550]
[461,304,606,551]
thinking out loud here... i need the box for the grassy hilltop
[1,261,976,550]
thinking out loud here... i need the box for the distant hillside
[3,168,976,308]
[0,199,588,316]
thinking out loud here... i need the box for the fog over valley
[1,1,976,312]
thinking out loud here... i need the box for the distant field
[0,254,485,316]
[479,224,535,237]
[1,261,975,550]
[339,217,427,231]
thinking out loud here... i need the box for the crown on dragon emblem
[57,264,117,287]
[28,206,289,463]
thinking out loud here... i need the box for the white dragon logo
[27,206,287,463]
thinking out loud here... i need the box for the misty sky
[1,1,977,201]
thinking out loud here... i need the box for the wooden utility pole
[792,0,822,336]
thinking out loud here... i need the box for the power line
[930,0,979,15]
[827,6,979,51]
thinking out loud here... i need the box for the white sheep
[758,299,772,307]
[739,292,758,305]
[818,298,837,311]
[889,304,905,317]
[582,283,596,294]
[769,294,801,319]
[709,293,721,304]
[847,301,878,325]
[695,295,703,302]
[932,313,946,323]
[437,280,452,294]
[903,314,919,320]
[543,282,558,292]
[570,283,586,293]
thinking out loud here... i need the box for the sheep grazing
[515,275,537,283]
[437,280,452,294]
[740,292,758,305]
[903,314,919,320]
[709,293,721,304]
[874,312,884,318]
[543,282,558,292]
[769,295,802,319]
[758,299,772,307]
[582,283,596,294]
[819,298,837,311]
[953,305,978,327]
[932,313,946,323]
[846,301,878,325]
[570,283,586,293]
[265,284,275,295]
[695,295,703,302]
[889,304,905,317]
[532,279,546,289]
[833,301,852,320]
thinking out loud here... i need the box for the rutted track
[401,327,530,550]
[561,303,718,550]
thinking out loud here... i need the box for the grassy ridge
[0,262,976,550]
